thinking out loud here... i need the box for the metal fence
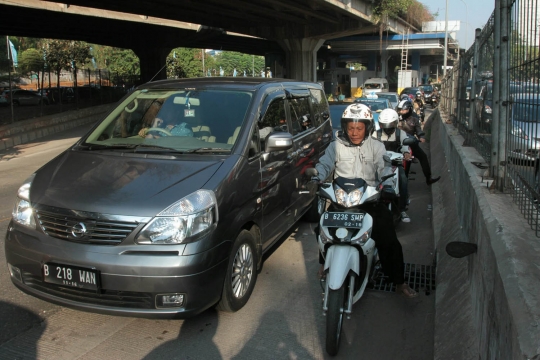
[0,67,139,126]
[440,0,540,236]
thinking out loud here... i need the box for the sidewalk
[0,104,115,151]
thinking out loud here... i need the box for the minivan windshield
[83,89,253,153]
[364,83,382,89]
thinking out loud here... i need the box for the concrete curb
[431,109,540,359]
[0,104,115,151]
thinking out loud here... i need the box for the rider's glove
[306,180,319,197]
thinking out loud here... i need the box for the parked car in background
[1,89,49,106]
[507,93,540,164]
[474,79,493,132]
[5,77,333,318]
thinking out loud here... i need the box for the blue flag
[8,40,17,67]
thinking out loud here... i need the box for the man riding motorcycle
[413,91,425,122]
[374,108,412,222]
[397,99,441,185]
[306,103,418,298]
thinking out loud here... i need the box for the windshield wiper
[186,147,230,153]
[78,143,137,151]
[133,144,186,153]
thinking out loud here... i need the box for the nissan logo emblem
[71,223,87,238]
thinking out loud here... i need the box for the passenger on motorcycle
[307,103,418,298]
[374,109,412,222]
[397,99,441,186]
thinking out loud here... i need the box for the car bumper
[5,221,231,318]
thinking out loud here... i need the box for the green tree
[166,48,203,78]
[18,48,44,88]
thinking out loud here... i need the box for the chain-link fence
[0,67,139,126]
[440,0,540,236]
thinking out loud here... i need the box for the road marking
[0,217,11,223]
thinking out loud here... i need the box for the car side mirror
[265,132,293,153]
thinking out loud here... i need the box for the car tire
[216,229,258,312]
[303,195,325,222]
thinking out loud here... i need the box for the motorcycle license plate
[43,263,100,292]
[322,212,364,228]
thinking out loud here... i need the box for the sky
[421,0,495,49]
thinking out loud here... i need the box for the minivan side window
[259,98,288,149]
[310,89,328,127]
[288,97,312,136]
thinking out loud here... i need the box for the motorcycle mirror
[402,137,416,146]
[445,241,477,258]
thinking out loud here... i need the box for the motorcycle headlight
[136,189,218,245]
[335,188,363,207]
[12,174,36,229]
[485,105,492,114]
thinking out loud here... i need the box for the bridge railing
[440,0,540,236]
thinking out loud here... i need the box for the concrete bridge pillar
[277,38,325,81]
[368,53,377,71]
[411,51,421,71]
[133,47,173,84]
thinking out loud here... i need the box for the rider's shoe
[400,211,411,223]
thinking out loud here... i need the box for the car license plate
[322,212,364,228]
[43,263,100,292]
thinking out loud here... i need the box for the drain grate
[368,263,436,295]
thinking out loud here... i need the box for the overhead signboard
[422,21,461,32]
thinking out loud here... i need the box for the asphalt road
[0,112,437,360]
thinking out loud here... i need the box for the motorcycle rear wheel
[326,285,346,356]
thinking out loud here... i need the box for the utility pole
[443,0,449,76]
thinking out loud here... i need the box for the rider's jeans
[399,167,408,211]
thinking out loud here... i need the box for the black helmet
[340,103,373,142]
[397,99,413,118]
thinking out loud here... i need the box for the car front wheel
[217,229,258,312]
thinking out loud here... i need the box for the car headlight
[136,189,218,245]
[335,188,363,207]
[12,174,36,229]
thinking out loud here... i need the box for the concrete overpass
[0,0,440,83]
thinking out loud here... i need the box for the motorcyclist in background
[397,99,441,186]
[306,103,418,298]
[373,108,412,222]
[413,91,425,122]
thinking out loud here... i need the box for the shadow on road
[0,300,45,358]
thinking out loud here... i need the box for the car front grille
[35,209,140,245]
[21,271,154,309]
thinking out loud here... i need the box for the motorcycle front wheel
[326,284,346,356]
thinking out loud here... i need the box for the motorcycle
[313,174,391,356]
[415,104,425,122]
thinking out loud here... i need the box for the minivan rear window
[84,89,253,153]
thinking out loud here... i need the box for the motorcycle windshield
[333,177,366,193]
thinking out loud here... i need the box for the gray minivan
[6,78,332,318]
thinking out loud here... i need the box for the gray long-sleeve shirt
[315,132,386,187]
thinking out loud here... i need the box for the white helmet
[416,91,422,98]
[378,109,399,130]
[340,103,373,138]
